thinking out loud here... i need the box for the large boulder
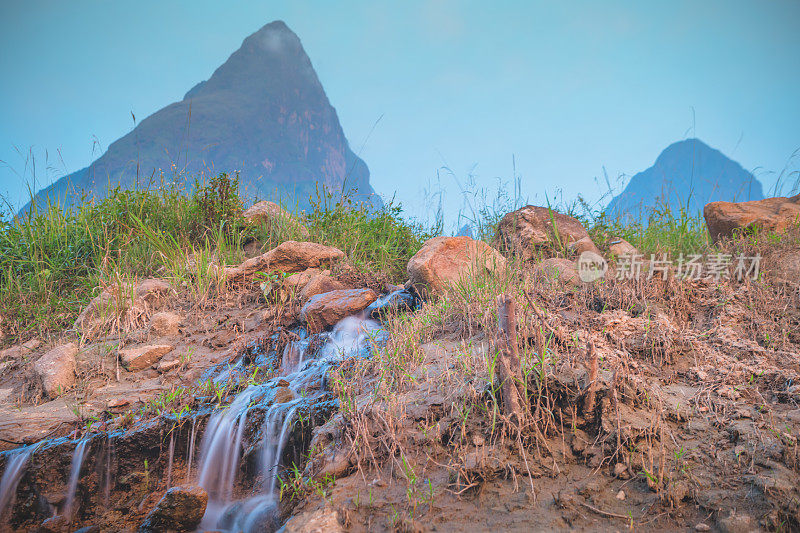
[495,205,590,259]
[407,236,506,297]
[704,193,800,242]
[225,241,345,281]
[535,258,581,286]
[33,343,78,399]
[140,485,208,533]
[300,289,378,333]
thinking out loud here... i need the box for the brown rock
[37,514,69,533]
[407,236,506,297]
[608,238,639,257]
[225,241,345,281]
[569,236,601,256]
[535,258,580,286]
[495,205,590,259]
[301,289,378,333]
[140,485,208,533]
[273,386,295,404]
[704,193,800,242]
[157,359,181,373]
[33,343,78,399]
[299,274,348,303]
[282,508,343,533]
[1,338,43,362]
[120,344,173,371]
[284,268,322,293]
[149,312,182,337]
[107,398,130,409]
[243,201,310,237]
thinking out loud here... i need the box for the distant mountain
[606,138,763,221]
[23,21,380,214]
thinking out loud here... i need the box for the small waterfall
[195,315,383,532]
[186,416,198,481]
[63,439,88,518]
[0,446,35,517]
[165,432,175,489]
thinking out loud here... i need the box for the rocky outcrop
[704,194,800,242]
[120,345,174,371]
[140,485,208,533]
[495,205,589,260]
[243,201,309,236]
[1,338,42,362]
[407,236,506,297]
[301,289,378,333]
[33,343,78,398]
[75,278,174,338]
[569,236,601,257]
[225,241,345,281]
[608,238,640,257]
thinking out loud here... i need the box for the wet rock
[494,205,590,259]
[120,344,173,371]
[535,257,580,286]
[298,273,348,303]
[281,507,343,533]
[1,338,43,361]
[365,289,416,319]
[225,241,345,281]
[704,193,800,242]
[608,238,639,257]
[149,311,182,336]
[140,485,208,533]
[407,236,506,297]
[37,514,69,533]
[301,289,378,333]
[273,386,295,404]
[33,343,78,399]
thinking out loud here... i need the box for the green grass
[0,175,433,343]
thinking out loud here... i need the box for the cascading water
[195,314,384,532]
[63,439,89,519]
[0,445,35,517]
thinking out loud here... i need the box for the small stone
[472,434,485,446]
[107,398,130,409]
[140,485,208,533]
[273,386,295,404]
[38,514,69,533]
[282,508,343,533]
[613,462,629,478]
[695,524,711,532]
[120,344,173,371]
[33,343,78,399]
[149,312,182,336]
[615,490,625,501]
[157,358,181,373]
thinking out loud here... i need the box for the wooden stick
[497,294,526,423]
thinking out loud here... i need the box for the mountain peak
[607,138,763,220]
[25,21,380,214]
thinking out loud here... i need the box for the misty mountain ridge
[23,20,380,214]
[606,138,764,221]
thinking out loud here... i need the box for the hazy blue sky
[1,0,799,226]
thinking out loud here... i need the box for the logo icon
[578,251,608,282]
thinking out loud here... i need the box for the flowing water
[0,445,35,517]
[63,439,89,519]
[196,315,383,532]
